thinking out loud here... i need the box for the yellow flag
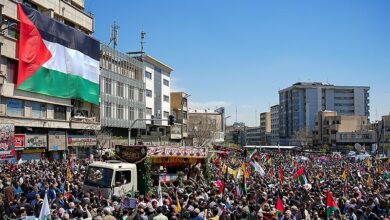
[66,164,72,182]
[366,158,372,168]
[268,157,272,166]
[377,160,382,174]
[367,175,373,187]
[242,163,249,178]
[175,192,182,213]
[341,170,347,181]
[387,157,390,163]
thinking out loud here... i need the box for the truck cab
[83,160,137,198]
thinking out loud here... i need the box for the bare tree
[294,127,308,148]
[188,119,215,147]
[83,126,112,160]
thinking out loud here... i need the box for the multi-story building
[170,92,190,144]
[188,108,224,146]
[260,112,271,145]
[313,111,374,152]
[225,122,247,146]
[100,44,146,145]
[245,126,261,146]
[379,115,390,155]
[270,105,279,145]
[0,0,99,161]
[279,82,370,145]
[142,55,172,137]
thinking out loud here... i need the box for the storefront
[0,124,16,163]
[23,134,47,160]
[48,131,66,160]
[67,135,97,159]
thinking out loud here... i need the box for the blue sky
[86,0,390,126]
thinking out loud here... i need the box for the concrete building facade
[270,105,279,145]
[100,44,146,143]
[246,126,261,146]
[170,92,189,142]
[188,108,224,146]
[313,111,374,152]
[0,0,99,161]
[279,82,370,145]
[143,55,172,137]
[260,112,271,145]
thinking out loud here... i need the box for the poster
[0,124,15,158]
[67,135,97,146]
[48,131,66,151]
[25,134,47,148]
[14,134,25,149]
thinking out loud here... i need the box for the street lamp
[181,94,191,147]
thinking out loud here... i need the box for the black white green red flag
[17,4,100,104]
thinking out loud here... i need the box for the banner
[14,134,25,149]
[0,124,15,158]
[26,134,47,148]
[147,146,208,158]
[48,131,66,151]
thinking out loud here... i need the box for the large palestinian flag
[17,4,100,104]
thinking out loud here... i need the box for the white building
[142,55,173,136]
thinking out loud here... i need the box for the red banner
[14,134,25,149]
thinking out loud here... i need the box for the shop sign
[48,131,66,151]
[147,146,208,158]
[25,134,47,148]
[67,135,97,146]
[23,149,45,154]
[14,134,25,149]
[0,124,15,158]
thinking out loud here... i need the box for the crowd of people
[0,150,389,220]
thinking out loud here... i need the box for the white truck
[83,160,138,198]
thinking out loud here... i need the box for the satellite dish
[355,143,362,152]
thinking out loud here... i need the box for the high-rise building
[279,82,370,145]
[260,112,271,145]
[270,105,279,145]
[142,55,173,137]
[0,0,99,161]
[100,44,146,145]
[246,126,261,146]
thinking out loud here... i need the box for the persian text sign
[67,135,97,146]
[0,124,15,151]
[25,134,47,148]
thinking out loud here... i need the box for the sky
[86,0,390,126]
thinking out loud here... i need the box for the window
[104,102,112,118]
[31,102,46,118]
[54,105,66,120]
[163,79,169,87]
[117,82,124,97]
[117,105,124,119]
[183,111,188,119]
[138,108,144,119]
[138,89,144,102]
[163,111,169,118]
[7,99,24,117]
[163,95,169,102]
[145,71,152,79]
[85,167,113,188]
[104,78,112,94]
[129,107,134,120]
[146,108,153,115]
[6,19,18,38]
[6,59,17,83]
[146,89,152,98]
[114,170,131,186]
[129,86,134,100]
